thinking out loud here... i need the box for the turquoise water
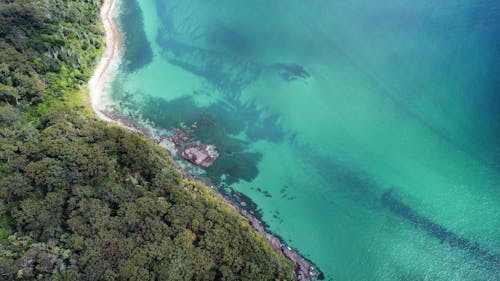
[108,0,500,280]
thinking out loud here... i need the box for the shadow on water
[381,190,500,270]
[301,145,499,272]
[119,0,153,72]
[302,148,383,210]
[158,37,261,95]
[208,24,254,55]
[155,0,312,95]
[154,0,261,95]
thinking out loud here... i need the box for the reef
[271,63,310,81]
[166,125,220,168]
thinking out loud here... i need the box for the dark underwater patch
[254,187,273,198]
[381,190,500,268]
[157,35,261,94]
[119,0,153,72]
[118,94,286,185]
[154,0,263,95]
[209,25,254,55]
[304,148,382,209]
[271,63,310,81]
[300,145,500,272]
[206,151,262,185]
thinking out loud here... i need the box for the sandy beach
[88,0,120,122]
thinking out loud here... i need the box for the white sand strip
[88,0,120,122]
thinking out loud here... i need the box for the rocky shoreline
[100,108,322,280]
[228,198,323,281]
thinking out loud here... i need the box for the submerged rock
[271,63,310,81]
[181,141,219,168]
[166,126,220,168]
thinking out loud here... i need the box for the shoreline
[88,0,121,123]
[87,1,321,280]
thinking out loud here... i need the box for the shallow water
[107,0,500,279]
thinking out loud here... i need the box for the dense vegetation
[0,0,296,280]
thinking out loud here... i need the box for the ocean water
[105,0,500,280]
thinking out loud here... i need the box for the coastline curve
[88,0,121,122]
